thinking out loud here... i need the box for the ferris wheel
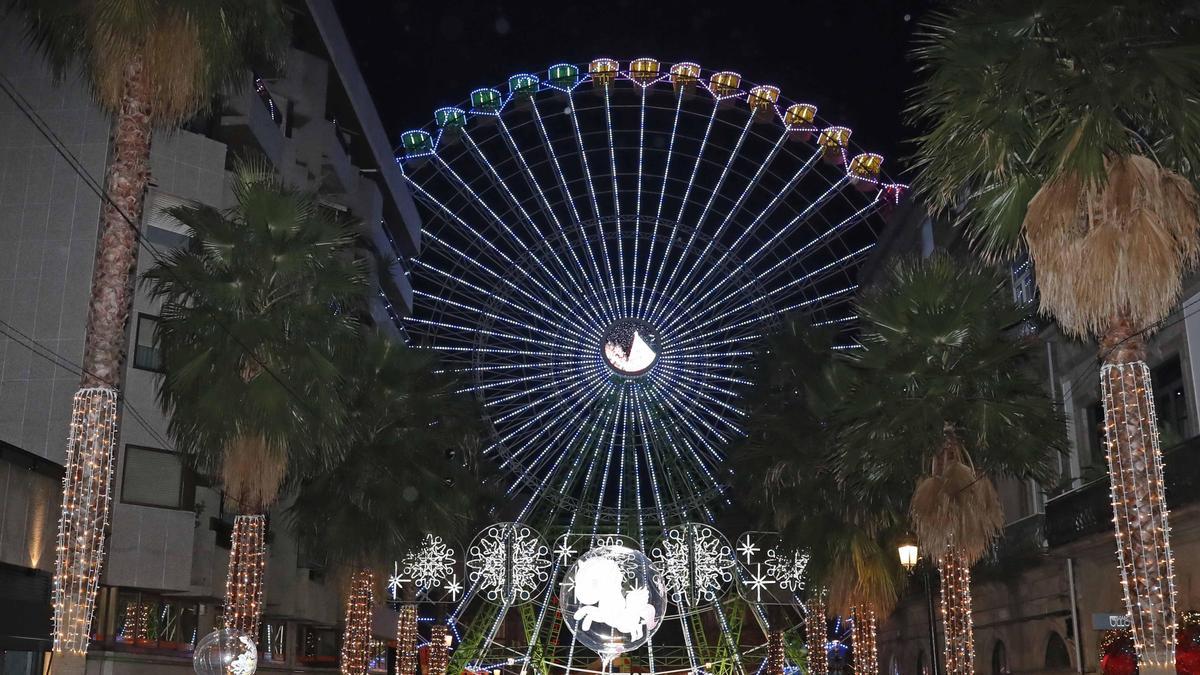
[397,58,903,532]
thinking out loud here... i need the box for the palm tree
[833,256,1063,675]
[146,162,364,637]
[908,3,1200,670]
[8,2,289,665]
[286,333,491,675]
[736,317,907,675]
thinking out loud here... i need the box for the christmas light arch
[393,57,904,674]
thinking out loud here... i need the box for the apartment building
[0,2,419,672]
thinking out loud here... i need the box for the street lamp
[898,534,919,572]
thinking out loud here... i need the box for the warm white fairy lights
[939,546,975,675]
[765,629,786,675]
[805,595,829,675]
[52,387,119,655]
[340,569,375,675]
[1102,361,1178,672]
[224,515,266,635]
[429,624,450,675]
[395,605,419,675]
[851,607,878,675]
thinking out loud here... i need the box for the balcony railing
[1045,434,1200,547]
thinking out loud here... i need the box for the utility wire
[0,72,326,422]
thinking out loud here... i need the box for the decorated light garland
[765,629,785,675]
[224,515,266,635]
[429,624,450,675]
[395,605,419,675]
[851,607,877,675]
[340,569,375,675]
[52,387,119,655]
[805,595,828,675]
[1101,361,1178,672]
[939,546,975,675]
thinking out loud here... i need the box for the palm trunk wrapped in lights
[395,604,419,675]
[52,388,119,658]
[765,629,785,675]
[340,569,375,675]
[805,596,828,675]
[1101,326,1177,673]
[429,624,450,675]
[939,546,975,675]
[224,515,267,635]
[851,607,877,675]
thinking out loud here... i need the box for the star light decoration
[735,532,810,605]
[466,523,550,604]
[389,534,462,603]
[651,523,734,607]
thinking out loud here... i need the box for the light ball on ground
[193,628,258,675]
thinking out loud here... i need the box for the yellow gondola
[630,58,660,84]
[817,126,852,165]
[747,85,779,121]
[670,62,701,93]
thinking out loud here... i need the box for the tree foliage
[145,161,365,512]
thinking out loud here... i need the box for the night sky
[333,0,934,175]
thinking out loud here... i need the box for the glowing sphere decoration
[560,545,667,664]
[193,628,258,675]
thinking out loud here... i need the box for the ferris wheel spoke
[649,114,757,325]
[485,368,597,408]
[407,185,597,339]
[646,101,720,320]
[410,256,591,345]
[588,388,624,538]
[501,113,614,323]
[631,87,648,320]
[412,289,593,351]
[491,376,609,460]
[407,316,592,355]
[636,388,723,509]
[670,242,877,347]
[656,361,753,387]
[662,182,874,337]
[651,377,743,442]
[527,98,614,319]
[459,361,599,395]
[565,90,623,319]
[631,389,678,528]
[653,362,745,407]
[639,88,687,318]
[654,130,790,325]
[457,131,608,330]
[602,86,629,318]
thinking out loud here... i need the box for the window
[992,640,1008,675]
[121,445,193,509]
[1153,356,1189,446]
[300,625,340,667]
[1045,631,1071,670]
[113,591,199,650]
[133,314,163,371]
[1081,399,1107,480]
[260,620,288,663]
[917,651,928,675]
[367,638,389,673]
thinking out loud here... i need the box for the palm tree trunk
[395,604,419,675]
[851,606,878,675]
[51,54,152,674]
[805,595,828,675]
[938,546,975,675]
[428,624,450,675]
[1099,316,1177,674]
[224,514,267,636]
[766,628,785,675]
[340,569,376,675]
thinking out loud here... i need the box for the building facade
[0,2,419,672]
[876,206,1200,675]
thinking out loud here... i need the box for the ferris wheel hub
[601,318,661,378]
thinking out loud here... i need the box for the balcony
[214,76,284,165]
[1045,435,1200,547]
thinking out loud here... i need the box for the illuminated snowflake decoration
[651,523,734,606]
[745,563,774,602]
[403,534,457,590]
[466,523,551,604]
[765,546,810,593]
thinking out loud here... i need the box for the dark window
[917,651,927,675]
[121,445,194,510]
[1045,631,1071,670]
[300,625,339,667]
[1081,399,1107,481]
[133,314,163,371]
[992,640,1008,675]
[113,590,199,649]
[1153,356,1188,446]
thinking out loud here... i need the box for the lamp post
[898,534,939,675]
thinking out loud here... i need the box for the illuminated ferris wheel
[398,58,903,531]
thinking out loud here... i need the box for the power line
[0,72,331,425]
